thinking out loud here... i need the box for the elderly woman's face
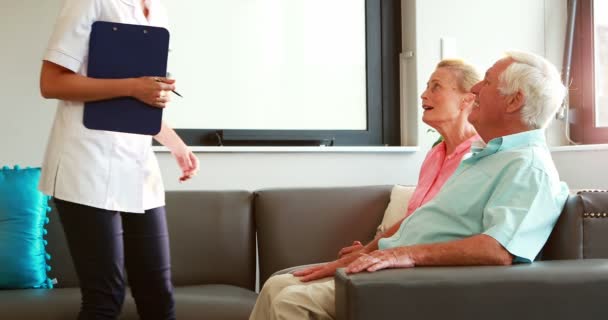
[420,68,467,129]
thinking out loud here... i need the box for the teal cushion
[0,165,53,289]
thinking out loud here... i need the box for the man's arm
[346,234,513,273]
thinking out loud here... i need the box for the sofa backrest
[255,186,392,286]
[542,190,608,260]
[46,191,256,291]
[44,187,608,290]
[164,191,256,290]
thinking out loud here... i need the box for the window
[163,0,401,146]
[570,0,608,143]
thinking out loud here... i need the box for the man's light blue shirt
[379,129,569,262]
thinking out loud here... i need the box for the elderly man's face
[468,58,513,135]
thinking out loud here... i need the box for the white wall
[156,150,425,190]
[403,0,568,148]
[1,0,606,192]
[0,0,58,166]
[551,148,608,190]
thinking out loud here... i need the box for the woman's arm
[39,60,174,108]
[154,121,188,152]
[154,121,199,182]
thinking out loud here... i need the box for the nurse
[38,1,195,319]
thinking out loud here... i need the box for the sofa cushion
[255,185,392,286]
[169,285,257,320]
[0,285,256,320]
[0,287,80,320]
[0,166,53,289]
[165,191,256,290]
[376,185,415,236]
[46,191,257,290]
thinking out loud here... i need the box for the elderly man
[249,51,569,320]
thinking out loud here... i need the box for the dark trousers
[54,199,175,320]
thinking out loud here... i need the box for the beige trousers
[249,273,336,320]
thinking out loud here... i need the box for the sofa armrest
[335,259,608,320]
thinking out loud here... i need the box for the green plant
[427,128,444,147]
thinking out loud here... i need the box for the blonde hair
[436,59,481,93]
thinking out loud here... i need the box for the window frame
[570,0,608,143]
[164,0,401,147]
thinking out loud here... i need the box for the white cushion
[377,185,416,236]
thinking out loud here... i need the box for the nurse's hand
[172,147,199,182]
[130,77,176,108]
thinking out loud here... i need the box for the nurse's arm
[154,121,188,154]
[39,60,174,108]
[154,121,199,182]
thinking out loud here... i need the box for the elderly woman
[408,59,481,216]
[249,59,481,319]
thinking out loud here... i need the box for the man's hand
[172,147,199,182]
[338,241,364,258]
[346,247,415,274]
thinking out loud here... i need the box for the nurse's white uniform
[39,0,169,213]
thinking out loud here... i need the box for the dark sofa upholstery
[334,190,608,320]
[1,187,607,320]
[0,190,258,320]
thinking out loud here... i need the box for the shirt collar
[119,0,136,6]
[121,0,159,25]
[443,134,481,160]
[453,134,481,155]
[120,0,155,8]
[470,129,546,160]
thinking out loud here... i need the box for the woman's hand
[130,77,176,108]
[154,122,198,182]
[293,261,345,282]
[293,252,366,282]
[338,241,364,258]
[171,147,199,182]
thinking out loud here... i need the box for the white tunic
[39,0,169,213]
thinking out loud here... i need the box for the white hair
[498,51,566,129]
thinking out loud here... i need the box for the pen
[155,78,183,97]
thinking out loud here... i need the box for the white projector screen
[162,0,367,130]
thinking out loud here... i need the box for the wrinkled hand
[293,253,364,282]
[292,261,342,282]
[130,77,176,108]
[172,148,199,182]
[346,247,414,274]
[338,241,364,258]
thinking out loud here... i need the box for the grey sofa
[1,186,607,320]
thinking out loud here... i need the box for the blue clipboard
[84,21,170,135]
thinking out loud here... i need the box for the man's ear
[505,90,525,113]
